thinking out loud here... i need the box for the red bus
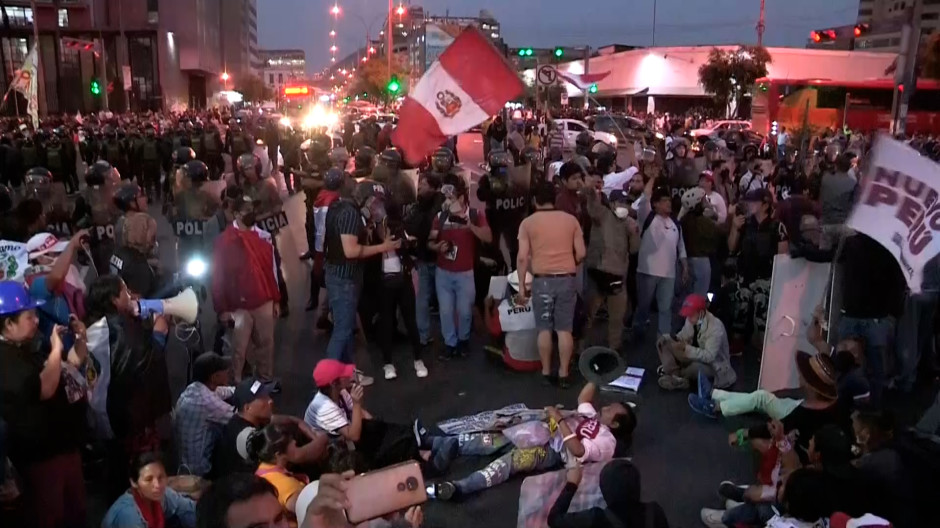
[751,77,940,136]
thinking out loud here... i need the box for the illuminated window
[4,7,34,27]
[58,8,68,28]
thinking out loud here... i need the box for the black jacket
[547,483,670,528]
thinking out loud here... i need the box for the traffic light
[810,29,837,43]
[553,47,564,58]
[343,96,350,104]
[854,23,870,37]
[517,48,534,57]
[387,76,401,94]
[588,83,598,94]
[90,79,101,96]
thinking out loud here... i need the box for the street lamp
[396,5,405,16]
[330,4,340,16]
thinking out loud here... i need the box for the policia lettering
[174,220,209,237]
[254,211,289,234]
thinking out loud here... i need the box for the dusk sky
[258,0,861,74]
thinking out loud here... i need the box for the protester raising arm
[44,229,89,293]
[39,324,66,400]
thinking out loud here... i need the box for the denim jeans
[325,274,360,363]
[436,269,475,347]
[633,272,676,336]
[688,257,711,298]
[896,292,938,392]
[838,315,892,405]
[722,501,777,527]
[416,262,437,345]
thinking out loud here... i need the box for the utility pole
[29,0,46,118]
[652,0,657,47]
[118,0,130,112]
[891,4,921,136]
[757,0,766,46]
[582,46,590,109]
[387,0,393,81]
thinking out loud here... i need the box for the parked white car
[553,118,619,149]
[689,120,751,139]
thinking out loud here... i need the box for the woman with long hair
[102,452,196,528]
[248,423,309,523]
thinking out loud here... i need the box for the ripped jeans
[531,275,578,333]
[451,432,562,495]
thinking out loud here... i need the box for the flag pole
[29,0,45,119]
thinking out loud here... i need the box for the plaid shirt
[173,382,235,476]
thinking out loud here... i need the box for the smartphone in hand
[345,461,427,524]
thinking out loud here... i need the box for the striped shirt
[303,390,355,435]
[324,199,366,281]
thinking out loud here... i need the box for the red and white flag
[557,71,610,90]
[392,28,523,165]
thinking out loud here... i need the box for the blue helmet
[0,281,45,316]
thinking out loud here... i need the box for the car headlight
[609,136,617,144]
[185,257,207,278]
[655,132,665,140]
[278,117,291,128]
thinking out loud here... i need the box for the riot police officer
[226,121,253,161]
[44,129,69,191]
[519,145,544,187]
[328,147,350,172]
[73,160,121,274]
[172,160,216,279]
[190,121,206,161]
[26,167,73,238]
[476,148,527,270]
[353,145,376,179]
[99,126,128,180]
[429,146,456,178]
[770,146,805,201]
[113,181,149,248]
[575,130,593,158]
[167,146,197,209]
[19,129,41,174]
[139,124,163,201]
[203,122,225,180]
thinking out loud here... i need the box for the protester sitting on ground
[247,423,310,524]
[211,377,327,479]
[762,468,835,528]
[583,189,639,352]
[102,451,196,528]
[851,410,914,527]
[656,294,736,391]
[195,473,289,528]
[174,352,235,477]
[433,382,635,501]
[547,459,670,528]
[483,270,541,372]
[304,358,458,475]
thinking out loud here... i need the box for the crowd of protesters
[0,96,938,528]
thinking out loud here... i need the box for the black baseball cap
[192,352,231,384]
[234,377,277,408]
[743,187,773,204]
[609,189,630,204]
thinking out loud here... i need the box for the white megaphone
[136,287,200,324]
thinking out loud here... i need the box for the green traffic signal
[554,47,564,58]
[589,83,598,94]
[518,48,534,57]
[90,79,101,96]
[517,49,525,56]
[387,77,401,94]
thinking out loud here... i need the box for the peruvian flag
[558,71,611,90]
[392,28,524,165]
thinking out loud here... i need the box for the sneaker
[688,394,718,419]
[414,360,428,378]
[383,364,398,380]
[355,370,375,387]
[700,508,726,528]
[717,481,746,503]
[433,481,457,501]
[657,374,689,391]
[725,499,744,510]
[413,419,429,448]
[697,370,714,400]
[656,365,666,377]
[457,339,469,358]
[439,346,456,361]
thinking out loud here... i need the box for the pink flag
[392,28,524,165]
[557,71,610,90]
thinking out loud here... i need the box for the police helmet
[520,146,541,168]
[681,187,706,212]
[378,148,402,171]
[113,182,142,212]
[352,179,387,207]
[703,140,719,156]
[85,160,115,187]
[309,134,332,155]
[329,147,350,168]
[431,147,455,174]
[236,153,263,177]
[182,160,210,184]
[487,149,512,173]
[575,131,593,150]
[25,167,52,187]
[324,168,345,191]
[173,147,196,166]
[355,146,377,172]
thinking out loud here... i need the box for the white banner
[0,240,29,282]
[846,134,940,293]
[11,45,39,127]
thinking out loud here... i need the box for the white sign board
[122,65,132,90]
[536,65,557,87]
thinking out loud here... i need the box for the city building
[0,0,255,115]
[259,48,305,92]
[852,0,938,52]
[221,0,259,80]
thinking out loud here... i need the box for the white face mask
[614,207,630,219]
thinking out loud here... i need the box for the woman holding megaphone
[83,274,173,501]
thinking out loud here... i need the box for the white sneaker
[414,360,428,378]
[725,499,744,510]
[355,369,375,387]
[383,364,398,380]
[700,508,726,528]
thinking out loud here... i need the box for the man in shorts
[516,180,586,387]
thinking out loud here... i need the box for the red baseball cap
[679,294,708,318]
[313,359,355,387]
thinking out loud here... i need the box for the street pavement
[141,135,762,528]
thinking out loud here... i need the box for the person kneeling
[304,359,458,476]
[656,294,737,391]
[433,382,635,501]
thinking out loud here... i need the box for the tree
[924,33,940,80]
[698,45,772,118]
[234,74,273,102]
[347,56,410,106]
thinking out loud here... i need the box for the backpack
[142,140,159,162]
[106,142,122,163]
[640,211,683,254]
[46,146,62,170]
[204,133,219,153]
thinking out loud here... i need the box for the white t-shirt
[707,191,728,224]
[548,402,617,464]
[602,167,639,197]
[303,390,355,435]
[634,195,686,278]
